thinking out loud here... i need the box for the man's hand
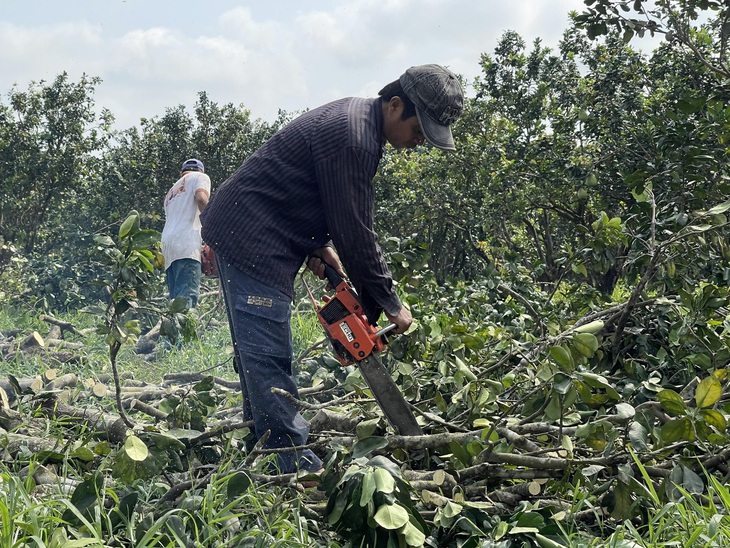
[386,306,412,334]
[307,246,345,280]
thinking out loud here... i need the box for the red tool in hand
[304,264,423,436]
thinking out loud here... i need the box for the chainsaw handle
[323,262,344,289]
[375,323,397,339]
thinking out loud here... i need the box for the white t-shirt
[161,171,211,269]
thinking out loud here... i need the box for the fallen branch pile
[0,315,723,529]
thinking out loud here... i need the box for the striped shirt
[200,97,402,319]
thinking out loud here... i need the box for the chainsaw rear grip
[323,263,344,290]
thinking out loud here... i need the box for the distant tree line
[0,1,728,313]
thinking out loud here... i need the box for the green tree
[0,72,112,254]
[88,92,285,235]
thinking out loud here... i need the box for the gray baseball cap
[400,64,464,151]
[181,158,204,172]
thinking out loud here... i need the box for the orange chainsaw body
[316,279,386,366]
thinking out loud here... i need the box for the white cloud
[0,21,103,87]
[0,1,601,129]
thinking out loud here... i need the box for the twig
[122,398,168,420]
[159,468,216,505]
[243,430,271,467]
[39,314,85,338]
[189,420,254,446]
[271,386,375,411]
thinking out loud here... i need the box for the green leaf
[360,470,376,507]
[193,376,215,392]
[367,455,403,478]
[669,464,704,499]
[579,371,616,395]
[131,229,161,249]
[169,297,191,314]
[549,345,574,370]
[553,374,573,395]
[700,409,726,431]
[352,436,388,459]
[356,418,380,440]
[614,402,635,420]
[454,355,477,382]
[93,234,116,247]
[628,421,648,451]
[544,394,563,421]
[657,389,687,416]
[373,503,409,530]
[327,490,349,524]
[609,482,634,520]
[401,521,426,547]
[695,376,722,408]
[442,501,463,519]
[536,533,569,548]
[516,511,546,529]
[686,224,713,233]
[510,527,539,534]
[70,447,96,462]
[373,467,395,494]
[124,435,149,462]
[660,417,694,443]
[573,320,604,334]
[118,211,139,240]
[136,254,154,273]
[581,464,605,478]
[703,200,730,216]
[62,472,103,526]
[572,332,599,358]
[227,471,252,500]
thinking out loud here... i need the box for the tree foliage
[3,2,730,545]
[0,72,112,254]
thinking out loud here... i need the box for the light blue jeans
[165,258,201,309]
[217,257,322,474]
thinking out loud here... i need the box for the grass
[5,297,730,546]
[0,458,325,547]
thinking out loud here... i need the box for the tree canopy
[2,2,730,545]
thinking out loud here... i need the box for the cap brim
[416,108,456,151]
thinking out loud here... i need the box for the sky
[1,0,616,130]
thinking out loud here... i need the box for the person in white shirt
[161,158,211,309]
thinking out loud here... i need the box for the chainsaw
[303,264,423,436]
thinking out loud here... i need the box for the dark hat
[181,158,204,172]
[399,64,464,151]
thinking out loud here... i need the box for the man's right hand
[386,306,412,334]
[307,246,346,281]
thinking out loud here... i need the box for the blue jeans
[166,258,201,309]
[217,258,322,474]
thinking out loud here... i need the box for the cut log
[123,398,168,420]
[46,373,78,391]
[19,331,45,351]
[37,398,128,443]
[404,469,458,494]
[135,320,161,354]
[162,372,240,390]
[39,315,85,338]
[309,409,360,434]
[3,432,63,455]
[46,325,62,341]
[44,339,84,350]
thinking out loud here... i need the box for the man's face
[383,98,426,149]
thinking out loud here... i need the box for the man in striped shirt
[201,64,464,475]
